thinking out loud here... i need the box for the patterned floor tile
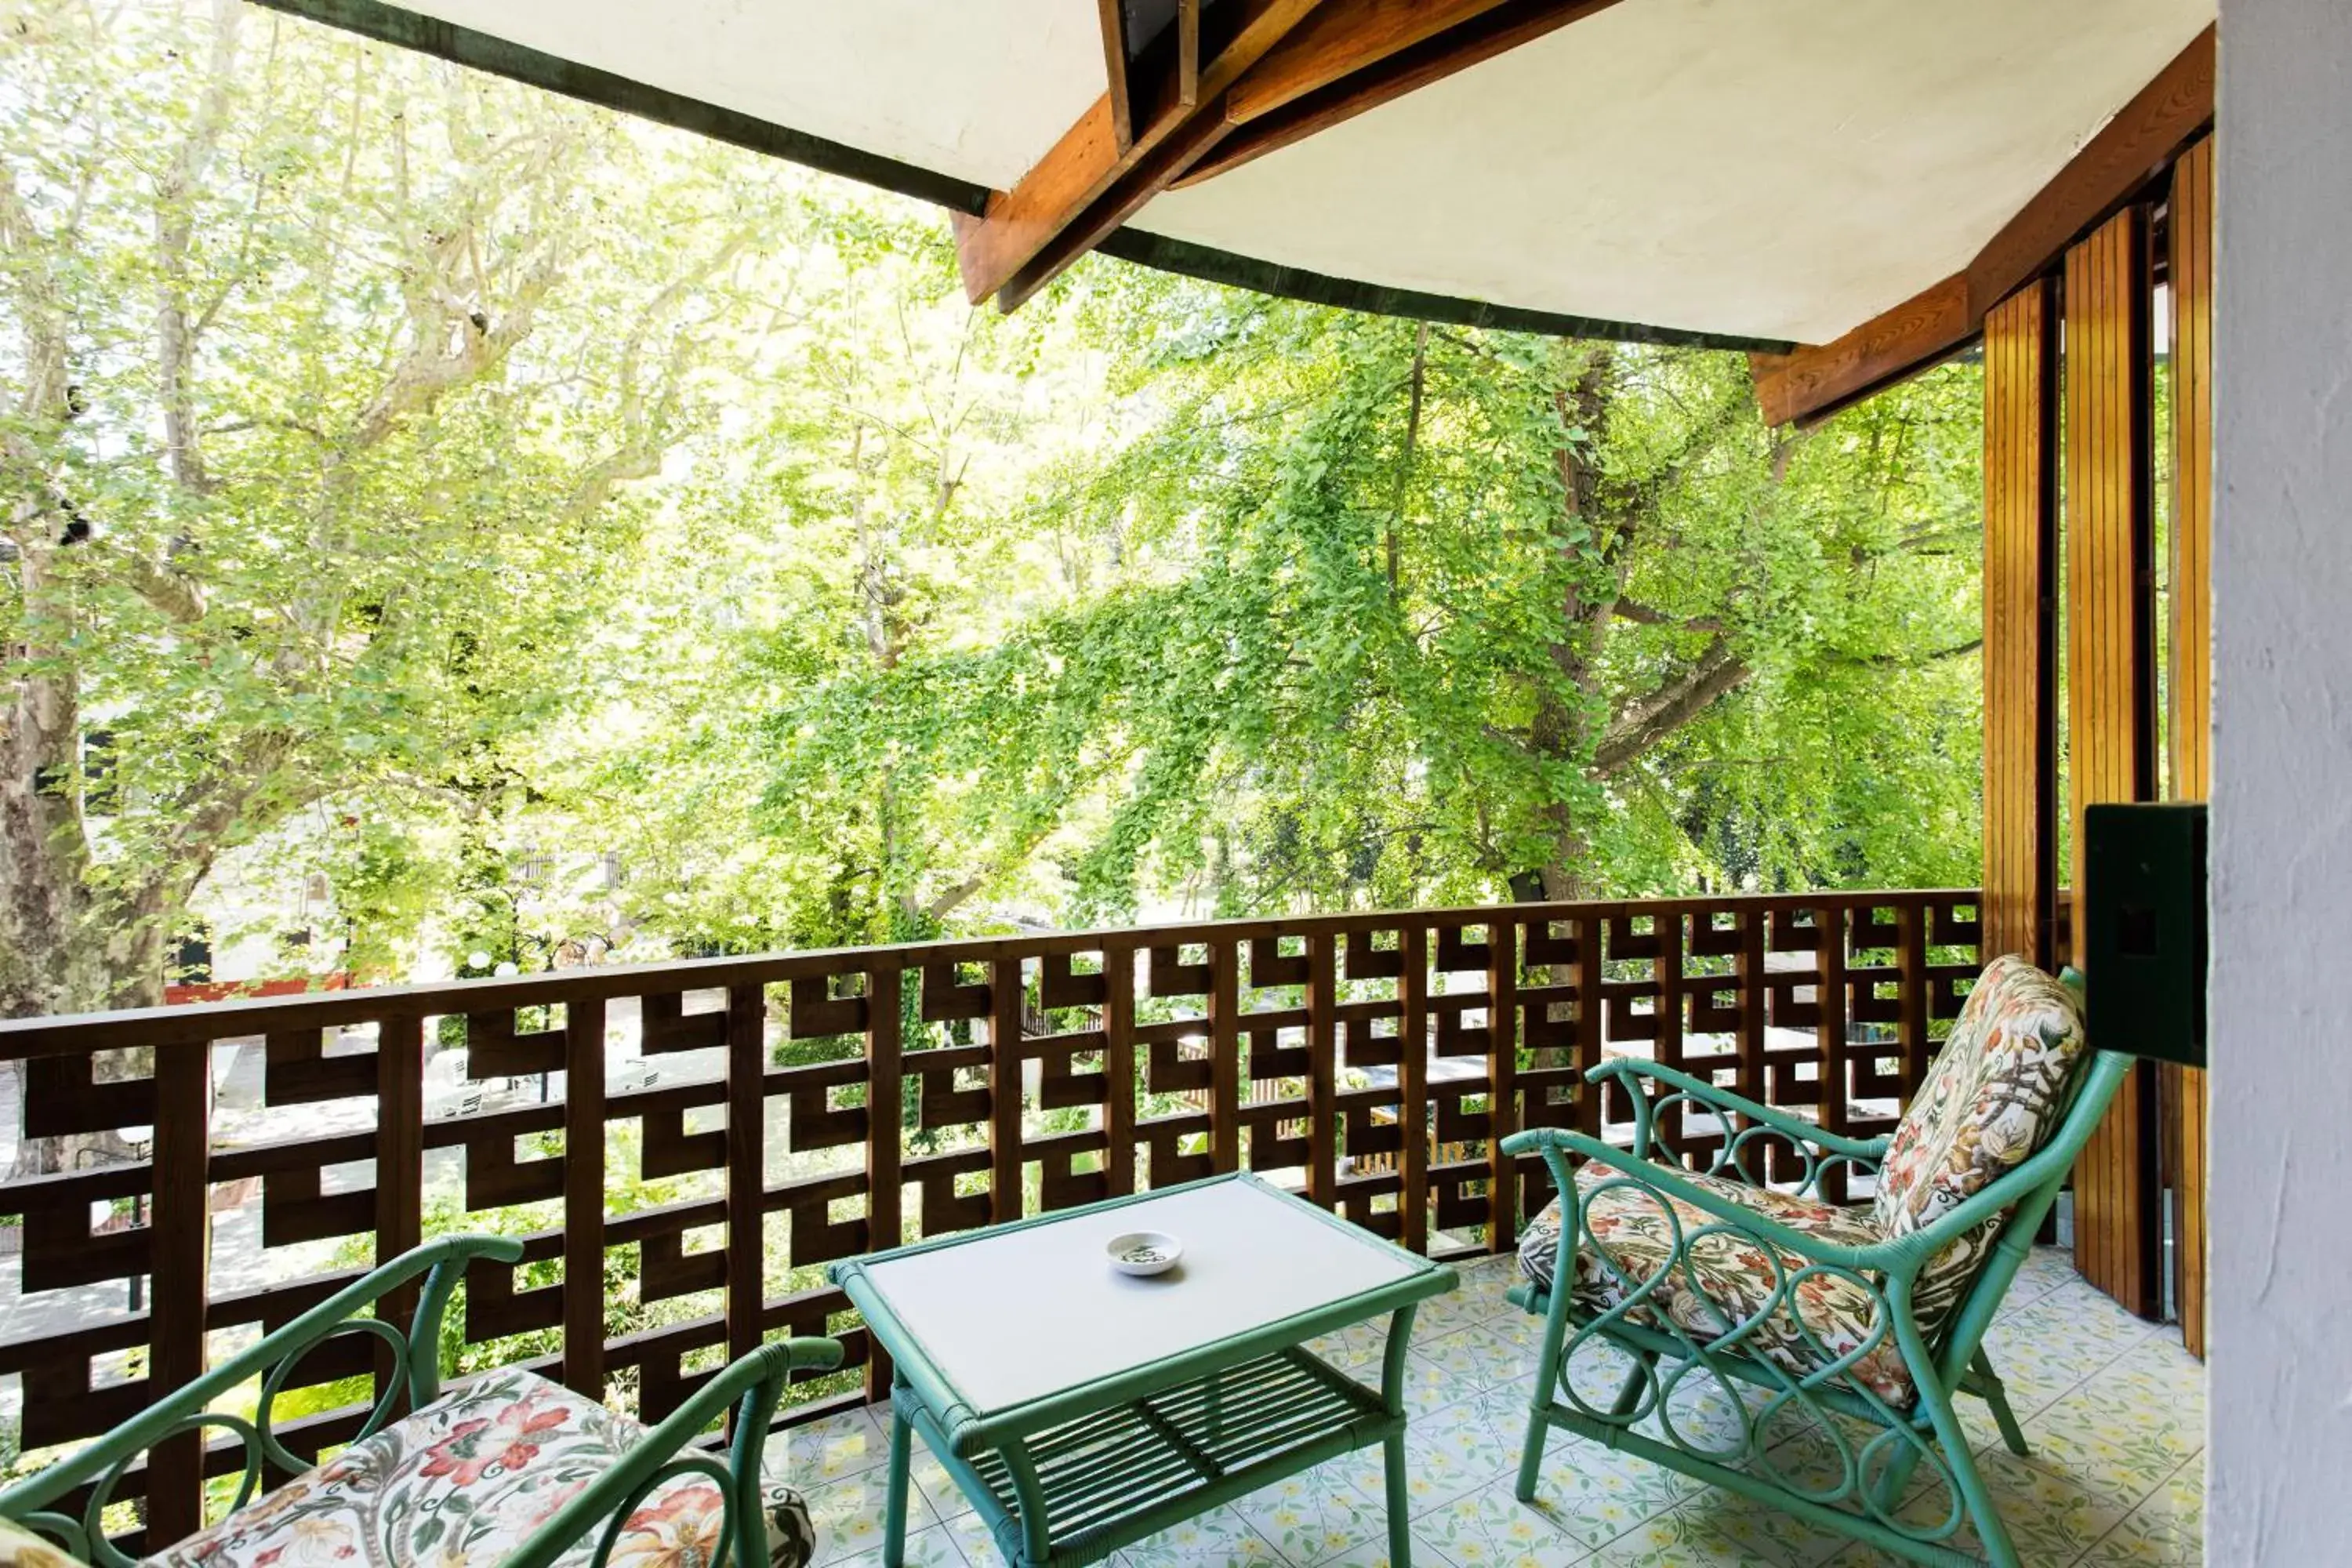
[2027,1385,2205,1504]
[1519,1435,1693,1546]
[773,1405,891,1486]
[1474,1308,1549,1367]
[1310,1446,1396,1504]
[1403,1391,1544,1511]
[940,1509,1011,1568]
[829,1520,974,1568]
[1585,1504,1792,1567]
[1670,1490,1852,1567]
[1397,1351,1483,1419]
[1111,1505,1289,1568]
[1309,1319,1394,1372]
[1414,1327,1523,1398]
[2076,1454,2203,1568]
[1953,1447,2140,1563]
[1237,1469,1396,1567]
[1411,1479,1594,1566]
[807,1465,943,1568]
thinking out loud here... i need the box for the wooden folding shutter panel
[2166,136,2214,1356]
[1980,277,2059,971]
[2065,205,2165,1319]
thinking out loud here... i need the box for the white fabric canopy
[363,0,2212,347]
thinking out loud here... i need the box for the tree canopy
[0,0,1986,1014]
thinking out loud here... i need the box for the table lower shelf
[911,1346,1396,1566]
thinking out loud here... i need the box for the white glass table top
[857,1176,1429,1415]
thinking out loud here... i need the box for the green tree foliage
[753,294,1987,929]
[0,0,801,1014]
[2,0,1986,1014]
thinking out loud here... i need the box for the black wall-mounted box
[2082,802,2209,1068]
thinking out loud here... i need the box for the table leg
[884,1390,913,1568]
[1383,1432,1413,1568]
[1381,1303,1419,1568]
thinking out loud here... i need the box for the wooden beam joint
[960,0,1625,313]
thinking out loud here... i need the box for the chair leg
[1969,1348,2032,1457]
[1607,1348,1653,1418]
[1514,1388,1551,1503]
[1918,1379,2026,1568]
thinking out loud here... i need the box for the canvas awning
[266,0,2215,419]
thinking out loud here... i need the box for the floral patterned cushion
[145,1367,816,1568]
[1518,1163,1921,1407]
[0,1515,92,1568]
[1871,955,2089,1336]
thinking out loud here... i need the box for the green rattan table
[830,1171,1458,1568]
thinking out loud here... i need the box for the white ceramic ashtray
[1107,1230,1183,1276]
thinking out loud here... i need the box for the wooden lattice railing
[0,889,1979,1543]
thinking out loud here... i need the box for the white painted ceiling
[376,0,2214,347]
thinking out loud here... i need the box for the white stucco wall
[2209,3,2352,1559]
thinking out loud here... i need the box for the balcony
[0,887,2203,1564]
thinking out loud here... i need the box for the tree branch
[1610,598,1726,635]
[1591,637,1752,777]
[152,0,242,496]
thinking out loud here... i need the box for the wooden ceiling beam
[1752,24,2214,429]
[1095,0,1138,153]
[1179,0,1624,188]
[953,0,1317,308]
[1223,0,1517,123]
[962,0,1629,312]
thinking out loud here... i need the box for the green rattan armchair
[1501,958,2124,1568]
[0,1235,844,1568]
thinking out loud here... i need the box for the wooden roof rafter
[958,0,1630,314]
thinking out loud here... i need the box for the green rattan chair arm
[503,1337,846,1568]
[0,1233,524,1529]
[1572,1059,1893,1163]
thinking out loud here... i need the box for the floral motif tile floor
[794,1250,2202,1568]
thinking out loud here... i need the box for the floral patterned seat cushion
[1517,1162,1921,1407]
[145,1367,815,1568]
[0,1515,92,1568]
[1871,954,2089,1337]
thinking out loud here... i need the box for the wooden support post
[863,967,903,1401]
[1896,903,1931,1094]
[1397,924,1430,1252]
[1575,913,1605,1134]
[1484,916,1520,1252]
[146,1040,211,1545]
[372,1013,426,1363]
[1814,905,1850,1204]
[1982,275,2061,971]
[2066,202,2165,1319]
[1103,945,1138,1199]
[1305,933,1339,1210]
[725,984,768,1370]
[560,998,607,1399]
[1736,909,1768,1110]
[990,958,1026,1222]
[1209,939,1242,1174]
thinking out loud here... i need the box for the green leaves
[3,0,1986,1007]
